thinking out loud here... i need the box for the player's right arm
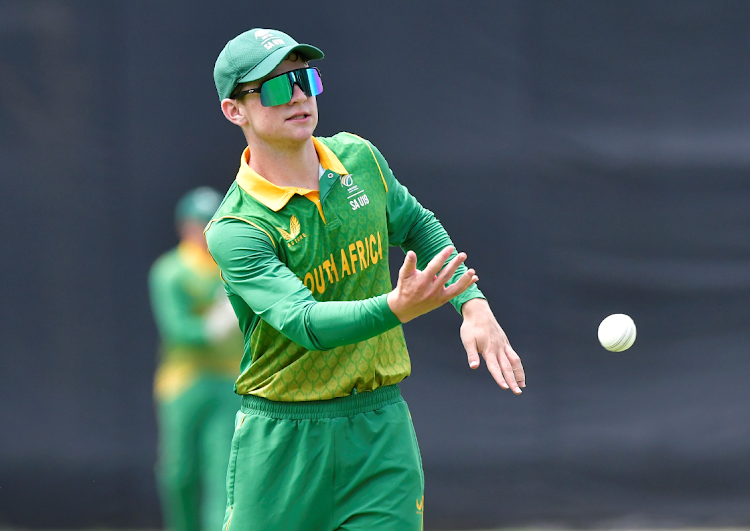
[207,219,476,350]
[207,219,400,351]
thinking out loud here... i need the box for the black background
[2,1,750,528]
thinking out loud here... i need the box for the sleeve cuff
[375,293,403,327]
[451,287,486,315]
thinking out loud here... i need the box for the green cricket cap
[214,28,324,100]
[175,187,223,225]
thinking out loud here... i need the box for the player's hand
[460,298,525,394]
[387,246,478,323]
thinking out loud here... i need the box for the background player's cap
[214,28,324,100]
[175,187,223,225]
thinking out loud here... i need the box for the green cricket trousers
[223,385,425,530]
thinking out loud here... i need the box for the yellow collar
[177,241,218,275]
[235,137,348,212]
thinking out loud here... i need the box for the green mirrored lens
[260,75,293,106]
[303,68,323,97]
[259,68,324,107]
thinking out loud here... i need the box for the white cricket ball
[597,314,637,352]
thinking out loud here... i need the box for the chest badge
[340,174,370,211]
[277,215,305,246]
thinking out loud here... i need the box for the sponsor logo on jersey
[277,215,305,246]
[416,495,424,515]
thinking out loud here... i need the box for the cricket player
[148,187,244,531]
[207,28,525,530]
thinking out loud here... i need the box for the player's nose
[288,83,308,104]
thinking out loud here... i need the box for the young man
[149,187,244,531]
[208,28,525,530]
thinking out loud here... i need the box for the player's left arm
[364,138,525,394]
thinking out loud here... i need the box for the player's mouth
[286,112,311,122]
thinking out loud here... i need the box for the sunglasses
[230,67,323,107]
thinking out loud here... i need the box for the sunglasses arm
[229,87,262,100]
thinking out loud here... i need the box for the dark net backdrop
[1,1,749,528]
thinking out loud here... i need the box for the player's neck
[246,137,319,190]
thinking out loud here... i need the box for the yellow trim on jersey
[345,133,388,193]
[312,136,348,175]
[235,149,310,212]
[306,193,325,223]
[234,139,346,218]
[205,215,277,250]
[225,507,233,531]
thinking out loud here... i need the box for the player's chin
[283,118,317,138]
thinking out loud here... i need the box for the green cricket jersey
[149,241,243,399]
[206,133,483,401]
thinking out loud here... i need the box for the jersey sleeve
[366,139,485,313]
[206,218,401,351]
[148,258,212,345]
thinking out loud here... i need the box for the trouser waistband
[240,385,402,420]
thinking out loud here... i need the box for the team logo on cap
[254,29,286,50]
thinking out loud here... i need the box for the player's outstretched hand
[387,246,478,324]
[460,298,525,394]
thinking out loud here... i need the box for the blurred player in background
[148,187,243,531]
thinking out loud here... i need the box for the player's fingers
[461,334,481,369]
[484,354,509,390]
[436,252,467,285]
[443,269,477,299]
[400,250,418,278]
[506,346,525,388]
[423,246,454,277]
[498,355,522,395]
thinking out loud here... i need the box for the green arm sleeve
[148,259,211,345]
[366,139,485,313]
[206,219,401,351]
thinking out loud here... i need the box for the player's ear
[221,98,248,127]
